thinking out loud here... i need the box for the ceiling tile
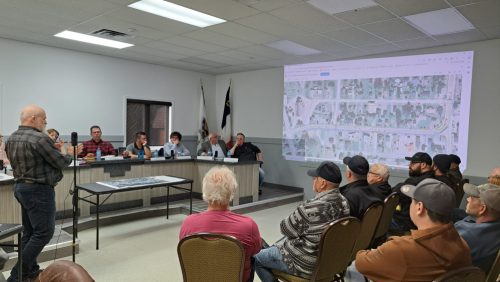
[323,27,387,46]
[360,18,426,41]
[358,42,403,54]
[447,0,491,6]
[479,24,500,38]
[241,0,303,12]
[333,5,396,26]
[393,36,440,49]
[126,45,188,60]
[237,45,288,59]
[216,49,263,62]
[374,0,450,16]
[235,13,310,38]
[433,29,487,44]
[182,29,253,49]
[456,0,500,28]
[162,36,228,52]
[207,22,278,44]
[180,57,230,68]
[196,53,248,65]
[143,40,207,57]
[270,3,349,33]
[160,60,213,71]
[290,34,353,53]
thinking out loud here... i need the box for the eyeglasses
[368,171,381,177]
[488,175,500,180]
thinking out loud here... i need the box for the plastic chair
[433,266,485,282]
[370,192,400,247]
[486,249,500,282]
[350,202,384,261]
[272,216,361,282]
[178,233,245,282]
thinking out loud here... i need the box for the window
[126,99,171,146]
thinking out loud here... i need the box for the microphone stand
[72,144,78,262]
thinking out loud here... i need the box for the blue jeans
[8,184,55,282]
[254,246,292,282]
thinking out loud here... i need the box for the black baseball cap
[449,154,461,165]
[343,155,369,175]
[400,178,455,217]
[307,161,342,184]
[405,152,432,166]
[433,154,452,173]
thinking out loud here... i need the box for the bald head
[209,132,218,145]
[489,167,500,185]
[20,104,47,131]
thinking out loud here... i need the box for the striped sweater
[276,188,350,278]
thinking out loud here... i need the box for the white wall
[0,37,216,138]
[215,39,500,180]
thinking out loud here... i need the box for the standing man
[356,179,472,281]
[229,133,265,189]
[125,131,151,159]
[254,161,349,281]
[5,105,73,282]
[79,125,115,158]
[197,132,227,157]
[455,183,500,273]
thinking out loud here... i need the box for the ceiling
[0,0,499,75]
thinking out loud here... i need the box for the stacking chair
[177,233,245,282]
[370,192,400,248]
[350,202,384,262]
[486,249,500,282]
[433,266,485,282]
[272,217,361,282]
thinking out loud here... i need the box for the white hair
[371,163,390,181]
[202,166,237,206]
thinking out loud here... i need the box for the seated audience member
[356,179,472,281]
[254,161,349,282]
[230,133,265,188]
[340,155,381,218]
[37,260,94,282]
[455,183,500,273]
[163,131,190,157]
[390,152,434,235]
[488,167,500,185]
[432,154,459,191]
[0,133,9,166]
[367,163,392,200]
[46,128,65,151]
[448,154,463,181]
[79,125,115,158]
[125,131,151,159]
[197,132,227,157]
[179,166,261,282]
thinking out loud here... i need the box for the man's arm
[355,239,406,281]
[37,137,72,169]
[280,204,307,239]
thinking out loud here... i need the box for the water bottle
[152,150,158,158]
[95,147,101,161]
[227,150,232,157]
[138,149,144,159]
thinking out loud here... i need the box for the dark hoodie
[356,223,472,282]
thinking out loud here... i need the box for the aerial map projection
[283,51,473,169]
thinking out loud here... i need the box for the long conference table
[0,157,261,244]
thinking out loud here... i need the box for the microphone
[71,132,78,146]
[214,151,218,158]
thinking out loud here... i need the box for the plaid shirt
[79,139,115,157]
[6,126,72,186]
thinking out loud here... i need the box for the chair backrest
[177,233,245,282]
[456,178,469,207]
[486,249,500,282]
[351,202,384,261]
[38,260,94,282]
[373,192,400,239]
[311,217,361,282]
[433,266,485,282]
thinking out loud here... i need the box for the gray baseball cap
[400,178,456,216]
[463,183,500,212]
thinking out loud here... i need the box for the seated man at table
[125,131,151,159]
[79,125,115,158]
[0,133,9,166]
[197,132,227,157]
[229,133,265,188]
[164,131,190,157]
[179,166,261,282]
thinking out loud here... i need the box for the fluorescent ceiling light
[307,0,377,15]
[265,40,321,56]
[129,0,226,28]
[54,30,134,49]
[405,8,475,36]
